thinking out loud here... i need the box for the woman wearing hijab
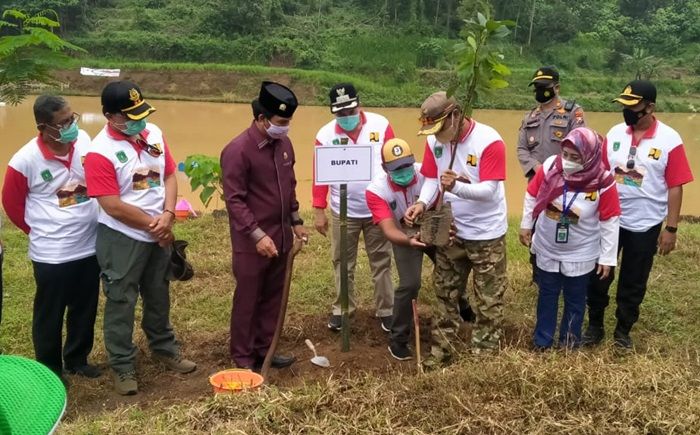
[519,127,621,349]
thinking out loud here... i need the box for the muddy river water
[1,97,697,216]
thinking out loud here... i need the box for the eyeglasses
[136,139,163,157]
[48,112,80,130]
[626,146,637,169]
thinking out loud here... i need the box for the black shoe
[581,326,605,347]
[388,343,413,361]
[379,316,392,333]
[613,330,633,349]
[65,364,102,378]
[327,314,341,332]
[460,305,476,323]
[256,354,296,369]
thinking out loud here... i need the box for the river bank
[52,61,700,113]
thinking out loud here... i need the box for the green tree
[0,9,84,105]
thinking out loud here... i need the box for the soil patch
[62,310,529,421]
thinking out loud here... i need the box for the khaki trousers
[330,214,394,317]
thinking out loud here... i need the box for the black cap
[101,80,155,120]
[329,83,359,113]
[259,81,298,118]
[528,66,560,87]
[612,79,657,106]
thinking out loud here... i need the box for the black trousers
[32,255,100,374]
[586,223,662,334]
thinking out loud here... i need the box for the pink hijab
[532,127,614,219]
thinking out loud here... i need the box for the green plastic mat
[0,356,66,435]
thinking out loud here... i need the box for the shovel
[305,339,330,368]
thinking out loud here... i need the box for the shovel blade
[311,356,330,368]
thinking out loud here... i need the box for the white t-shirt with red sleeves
[366,163,425,225]
[604,119,693,232]
[84,123,176,243]
[312,111,394,218]
[417,119,508,240]
[2,131,99,264]
[521,155,621,276]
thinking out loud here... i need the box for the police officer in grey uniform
[517,66,586,179]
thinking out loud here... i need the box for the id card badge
[555,222,569,244]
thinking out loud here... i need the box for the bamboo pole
[412,299,423,374]
[340,183,350,352]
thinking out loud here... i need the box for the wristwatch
[665,225,677,233]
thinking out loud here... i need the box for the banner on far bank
[314,145,374,185]
[80,67,121,77]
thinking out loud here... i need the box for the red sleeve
[419,141,437,178]
[312,138,329,208]
[601,137,610,170]
[163,137,176,177]
[598,183,621,220]
[665,145,694,188]
[479,140,506,181]
[2,166,31,234]
[383,124,395,142]
[526,165,546,197]
[84,152,120,196]
[366,190,394,225]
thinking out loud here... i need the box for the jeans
[534,267,591,348]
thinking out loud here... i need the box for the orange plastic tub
[209,369,264,394]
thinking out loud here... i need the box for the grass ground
[2,213,700,433]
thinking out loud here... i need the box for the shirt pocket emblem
[116,151,128,163]
[40,169,53,182]
[466,154,478,167]
[648,148,662,160]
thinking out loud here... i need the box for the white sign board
[314,145,374,185]
[80,67,121,77]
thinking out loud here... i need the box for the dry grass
[2,212,700,434]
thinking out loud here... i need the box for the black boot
[582,311,605,346]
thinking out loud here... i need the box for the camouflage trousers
[429,235,507,364]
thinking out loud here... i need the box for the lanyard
[561,183,579,223]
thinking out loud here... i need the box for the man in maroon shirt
[221,81,308,370]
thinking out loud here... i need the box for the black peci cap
[329,83,359,113]
[612,79,657,106]
[528,66,560,87]
[101,80,155,120]
[258,81,298,118]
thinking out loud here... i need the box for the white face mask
[562,158,584,175]
[265,120,289,139]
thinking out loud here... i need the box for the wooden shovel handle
[261,237,304,380]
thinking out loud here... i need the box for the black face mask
[534,86,555,103]
[623,105,648,126]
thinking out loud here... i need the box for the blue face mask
[122,118,147,136]
[57,121,79,143]
[336,113,360,132]
[389,166,415,186]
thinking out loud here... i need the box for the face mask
[389,166,416,186]
[535,87,555,104]
[47,121,79,144]
[623,106,647,126]
[562,158,584,175]
[336,113,361,132]
[118,118,147,136]
[435,112,457,143]
[265,120,290,139]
